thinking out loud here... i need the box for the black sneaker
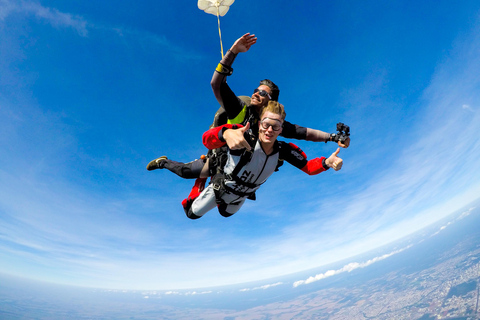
[146,156,167,171]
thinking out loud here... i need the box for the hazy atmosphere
[1,0,480,292]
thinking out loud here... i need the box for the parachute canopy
[198,0,235,17]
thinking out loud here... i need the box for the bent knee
[218,204,235,218]
[184,203,202,220]
[187,213,202,219]
[186,209,202,219]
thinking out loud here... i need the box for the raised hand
[230,33,257,54]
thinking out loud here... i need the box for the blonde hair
[260,101,286,121]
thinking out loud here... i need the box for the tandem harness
[209,137,291,206]
[205,105,289,206]
[210,150,260,204]
[210,130,260,205]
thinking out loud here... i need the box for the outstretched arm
[300,148,343,175]
[281,142,343,175]
[307,128,350,148]
[282,122,350,148]
[211,33,257,106]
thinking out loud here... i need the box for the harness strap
[211,125,260,204]
[230,128,257,177]
[223,184,256,198]
[211,172,258,204]
[230,149,252,177]
[225,173,264,190]
[211,173,227,205]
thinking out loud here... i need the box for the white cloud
[24,2,88,36]
[458,207,476,220]
[293,245,413,287]
[185,290,213,295]
[0,0,202,61]
[0,0,88,36]
[0,0,15,20]
[239,282,283,292]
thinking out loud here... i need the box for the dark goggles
[254,88,272,99]
[260,118,282,131]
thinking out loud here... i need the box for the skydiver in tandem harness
[146,33,350,213]
[186,100,343,219]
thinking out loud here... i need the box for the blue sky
[1,0,480,290]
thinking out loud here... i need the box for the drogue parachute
[198,0,234,16]
[198,0,235,58]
